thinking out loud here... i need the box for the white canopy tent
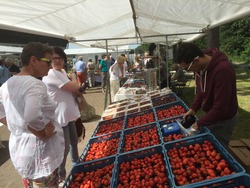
[0,0,249,48]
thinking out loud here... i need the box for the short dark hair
[176,43,204,64]
[0,59,4,66]
[53,47,67,62]
[21,42,53,66]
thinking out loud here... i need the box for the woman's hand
[28,121,57,139]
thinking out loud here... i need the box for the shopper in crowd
[156,57,169,89]
[74,56,87,86]
[0,59,11,87]
[5,57,21,75]
[170,63,186,83]
[119,53,128,86]
[144,51,155,69]
[0,42,64,187]
[109,53,115,66]
[109,55,125,102]
[133,55,143,71]
[99,54,108,93]
[169,63,186,90]
[177,42,238,148]
[42,47,81,185]
[87,57,95,87]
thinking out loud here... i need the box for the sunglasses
[40,58,52,66]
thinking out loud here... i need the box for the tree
[220,16,250,60]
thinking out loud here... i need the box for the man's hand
[182,109,196,122]
[192,122,199,130]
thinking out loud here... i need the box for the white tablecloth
[113,87,147,102]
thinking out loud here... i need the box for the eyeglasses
[181,56,199,71]
[40,58,52,66]
[52,57,64,61]
[186,60,194,71]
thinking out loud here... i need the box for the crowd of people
[0,41,239,187]
[0,58,20,87]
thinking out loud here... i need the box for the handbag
[75,117,85,139]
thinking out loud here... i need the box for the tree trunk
[207,27,220,49]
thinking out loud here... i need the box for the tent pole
[157,43,161,89]
[165,36,169,88]
[104,39,111,110]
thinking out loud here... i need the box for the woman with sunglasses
[0,42,64,187]
[42,47,81,186]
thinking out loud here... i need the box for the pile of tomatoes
[117,150,170,188]
[83,136,120,162]
[156,104,186,121]
[94,119,124,136]
[68,162,114,188]
[126,111,155,128]
[122,125,160,152]
[167,140,235,186]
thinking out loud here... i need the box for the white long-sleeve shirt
[0,75,64,179]
[109,61,122,81]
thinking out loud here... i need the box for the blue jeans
[207,114,238,150]
[58,121,79,179]
[101,72,107,89]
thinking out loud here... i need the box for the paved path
[0,86,107,188]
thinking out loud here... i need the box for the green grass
[182,62,250,139]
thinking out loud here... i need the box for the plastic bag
[75,93,96,121]
[176,119,200,137]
